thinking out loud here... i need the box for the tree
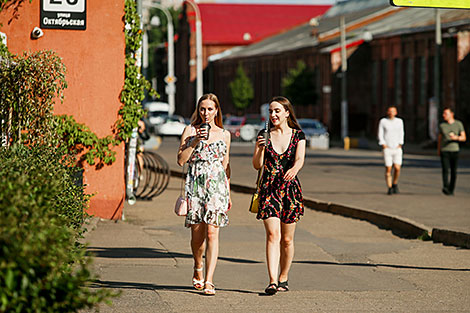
[282,60,317,106]
[229,64,254,113]
[146,6,181,84]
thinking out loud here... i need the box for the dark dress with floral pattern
[257,129,305,224]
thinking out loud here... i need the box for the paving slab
[151,139,470,240]
[83,176,470,312]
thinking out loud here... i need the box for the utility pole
[126,0,144,209]
[340,15,349,150]
[434,8,442,112]
[144,1,176,115]
[184,0,203,102]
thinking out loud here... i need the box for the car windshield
[149,111,168,118]
[167,116,181,123]
[300,120,322,129]
[227,119,242,126]
[245,117,262,125]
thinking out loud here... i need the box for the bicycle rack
[133,151,171,200]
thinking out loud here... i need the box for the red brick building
[207,2,470,144]
[175,2,331,117]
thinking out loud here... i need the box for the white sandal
[203,281,216,296]
[192,267,204,291]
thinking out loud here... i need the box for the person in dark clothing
[252,96,306,295]
[437,107,466,195]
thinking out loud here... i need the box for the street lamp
[434,9,442,112]
[184,0,203,102]
[340,15,349,150]
[143,1,176,115]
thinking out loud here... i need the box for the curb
[170,170,469,249]
[432,228,470,248]
[82,216,101,241]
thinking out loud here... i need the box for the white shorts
[383,147,403,167]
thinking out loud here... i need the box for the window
[406,58,414,106]
[419,56,426,106]
[394,59,402,106]
[372,61,378,106]
[382,60,388,106]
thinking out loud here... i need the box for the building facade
[0,0,126,219]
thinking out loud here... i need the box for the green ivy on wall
[117,0,158,142]
[0,0,156,167]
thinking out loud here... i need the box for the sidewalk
[84,175,470,312]
[150,139,470,248]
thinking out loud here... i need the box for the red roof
[188,3,331,45]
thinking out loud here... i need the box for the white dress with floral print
[184,134,229,228]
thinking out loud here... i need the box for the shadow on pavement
[87,247,262,264]
[294,260,470,272]
[91,280,259,295]
[308,191,423,196]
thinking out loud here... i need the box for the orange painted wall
[0,0,126,219]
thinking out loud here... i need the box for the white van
[146,102,170,130]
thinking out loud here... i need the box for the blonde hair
[190,93,224,128]
[268,96,301,130]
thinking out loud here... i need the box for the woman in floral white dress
[177,93,231,296]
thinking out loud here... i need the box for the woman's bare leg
[204,224,220,285]
[191,223,206,281]
[263,217,281,284]
[279,222,296,283]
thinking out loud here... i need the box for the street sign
[165,84,176,95]
[391,0,470,9]
[164,75,177,84]
[40,0,86,30]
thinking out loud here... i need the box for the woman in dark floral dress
[252,96,306,295]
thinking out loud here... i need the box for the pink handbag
[174,196,187,216]
[174,164,188,216]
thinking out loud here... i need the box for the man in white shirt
[378,106,404,195]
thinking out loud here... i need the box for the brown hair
[443,107,454,113]
[190,93,224,128]
[268,96,301,130]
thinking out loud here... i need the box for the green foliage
[282,60,317,106]
[0,48,117,168]
[0,50,67,145]
[0,40,10,56]
[117,0,158,142]
[418,231,432,241]
[146,6,181,81]
[54,115,118,169]
[0,144,114,312]
[229,64,254,112]
[2,0,158,166]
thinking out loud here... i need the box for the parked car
[239,114,265,142]
[298,118,329,149]
[224,114,265,142]
[154,115,186,138]
[146,101,170,133]
[224,116,244,140]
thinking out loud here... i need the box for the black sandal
[277,281,289,292]
[264,283,278,295]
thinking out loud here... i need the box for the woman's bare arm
[177,125,199,166]
[283,139,306,181]
[252,135,266,170]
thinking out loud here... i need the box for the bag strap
[255,153,265,191]
[180,163,186,197]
